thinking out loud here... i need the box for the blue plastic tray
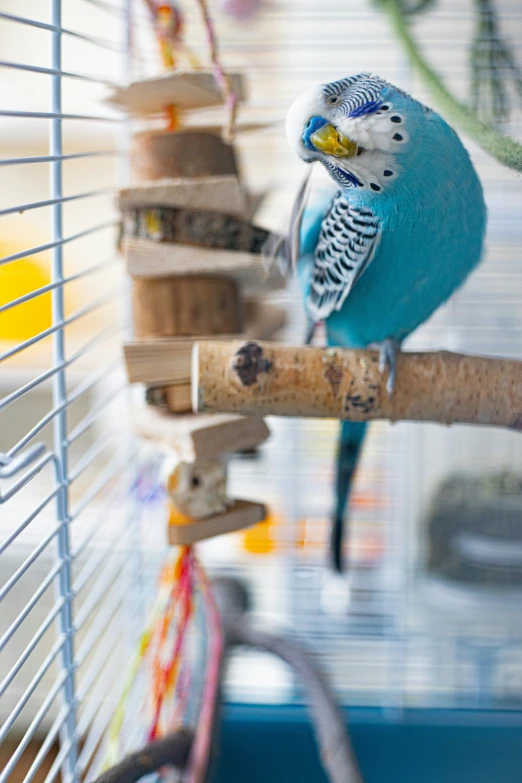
[215,705,522,783]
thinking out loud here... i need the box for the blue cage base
[214,705,522,783]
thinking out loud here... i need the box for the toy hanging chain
[144,0,238,141]
[193,0,239,142]
[144,1,183,128]
[144,1,200,129]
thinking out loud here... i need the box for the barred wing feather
[307,191,380,321]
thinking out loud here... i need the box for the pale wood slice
[182,121,274,135]
[125,239,285,294]
[124,338,192,384]
[133,407,269,461]
[118,176,247,216]
[124,335,237,385]
[106,70,246,115]
[168,499,266,545]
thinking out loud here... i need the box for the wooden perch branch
[193,340,522,430]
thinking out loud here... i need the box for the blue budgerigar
[285,73,487,572]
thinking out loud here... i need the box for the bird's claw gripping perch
[378,338,402,398]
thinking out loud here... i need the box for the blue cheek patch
[302,115,328,151]
[348,100,382,118]
[324,160,362,188]
[333,166,362,188]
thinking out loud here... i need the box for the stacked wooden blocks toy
[114,70,285,543]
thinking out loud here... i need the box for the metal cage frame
[0,4,134,783]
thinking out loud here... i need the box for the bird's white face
[286,76,411,193]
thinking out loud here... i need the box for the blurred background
[1,0,522,782]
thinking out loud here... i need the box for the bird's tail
[331,420,368,572]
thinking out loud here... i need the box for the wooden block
[106,70,246,115]
[125,240,285,294]
[182,121,273,136]
[133,407,269,460]
[124,337,192,384]
[244,300,287,340]
[132,276,242,338]
[118,176,247,216]
[146,383,192,413]
[168,499,266,545]
[131,129,238,181]
[124,335,238,385]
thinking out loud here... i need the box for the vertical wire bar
[50,2,78,781]
[119,0,147,724]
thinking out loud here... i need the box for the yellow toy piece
[168,502,193,527]
[144,209,164,240]
[242,511,277,555]
[0,244,52,342]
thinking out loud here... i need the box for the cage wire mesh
[0,2,138,782]
[1,0,522,782]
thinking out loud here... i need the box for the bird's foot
[378,338,402,398]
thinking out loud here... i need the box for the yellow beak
[310,123,358,158]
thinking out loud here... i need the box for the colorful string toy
[144,0,238,140]
[104,545,223,783]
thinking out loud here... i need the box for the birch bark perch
[192,340,522,430]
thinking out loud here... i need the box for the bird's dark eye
[329,96,339,105]
[191,475,201,488]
